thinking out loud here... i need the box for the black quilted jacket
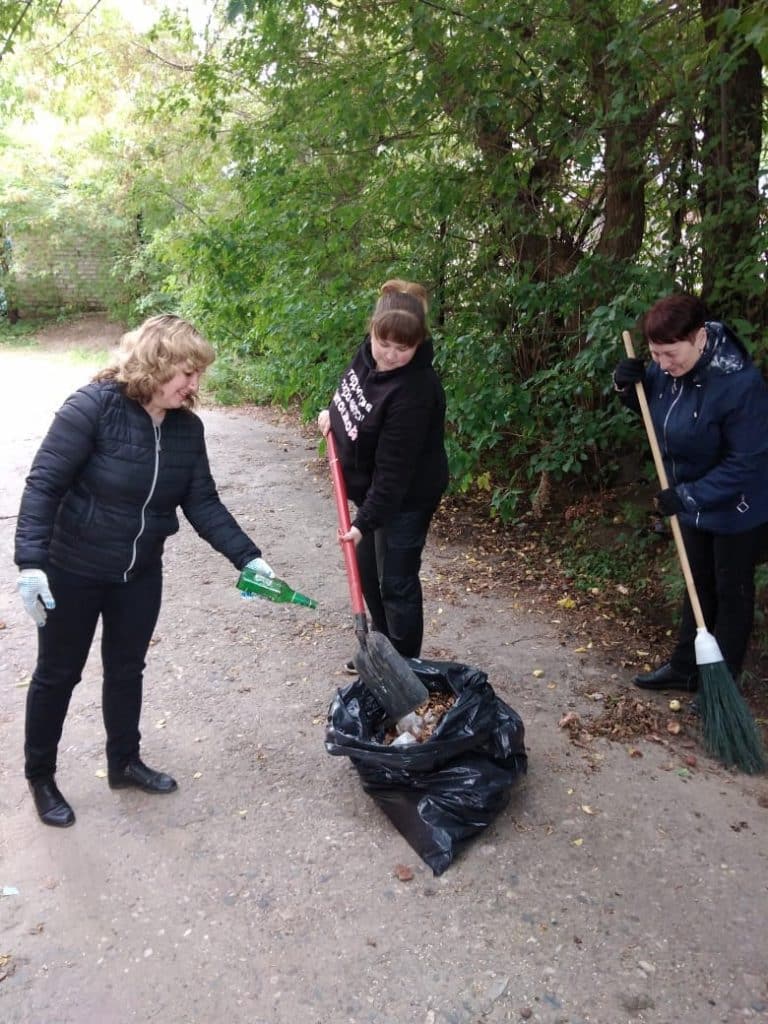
[15,380,260,581]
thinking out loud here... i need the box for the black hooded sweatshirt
[328,335,448,536]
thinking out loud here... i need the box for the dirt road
[1,318,767,1024]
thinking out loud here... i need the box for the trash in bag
[325,658,527,875]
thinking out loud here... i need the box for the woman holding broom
[612,293,768,693]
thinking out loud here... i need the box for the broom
[622,330,765,774]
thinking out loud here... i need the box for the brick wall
[3,224,133,317]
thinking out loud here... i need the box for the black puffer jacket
[14,380,260,581]
[328,336,448,535]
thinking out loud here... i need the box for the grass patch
[0,319,43,347]
[61,346,113,365]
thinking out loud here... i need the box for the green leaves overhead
[1,0,764,520]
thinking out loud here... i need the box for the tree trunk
[570,0,650,264]
[699,0,764,324]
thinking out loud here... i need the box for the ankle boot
[108,758,178,794]
[634,662,698,692]
[29,777,76,828]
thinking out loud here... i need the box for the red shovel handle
[326,432,367,618]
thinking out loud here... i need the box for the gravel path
[1,320,767,1024]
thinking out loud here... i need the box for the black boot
[634,662,698,692]
[29,777,76,828]
[108,758,178,794]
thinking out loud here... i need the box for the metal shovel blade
[353,632,429,721]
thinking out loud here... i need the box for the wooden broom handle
[622,330,707,629]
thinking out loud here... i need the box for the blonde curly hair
[95,314,215,408]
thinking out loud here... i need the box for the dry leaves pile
[431,491,669,661]
[432,491,768,749]
[0,953,15,983]
[382,691,457,745]
[559,691,697,750]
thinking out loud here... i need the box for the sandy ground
[1,317,767,1024]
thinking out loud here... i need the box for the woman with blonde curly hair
[15,314,275,827]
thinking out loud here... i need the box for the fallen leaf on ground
[394,864,414,882]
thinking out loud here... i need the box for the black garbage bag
[325,658,527,875]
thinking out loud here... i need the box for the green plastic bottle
[236,567,318,609]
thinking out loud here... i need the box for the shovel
[326,431,429,722]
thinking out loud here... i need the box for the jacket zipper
[124,423,162,581]
[661,381,684,485]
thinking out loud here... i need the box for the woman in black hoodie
[318,281,448,662]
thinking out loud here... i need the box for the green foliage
[1,0,766,538]
[0,1,220,322]
[0,0,62,67]
[149,1,760,509]
[0,317,40,346]
[553,511,666,596]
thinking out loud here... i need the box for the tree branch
[0,0,34,63]
[43,0,104,55]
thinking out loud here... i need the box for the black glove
[613,357,645,390]
[654,488,685,517]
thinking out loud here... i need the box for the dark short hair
[642,294,708,345]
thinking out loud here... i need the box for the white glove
[17,569,56,627]
[241,557,275,601]
[245,557,275,579]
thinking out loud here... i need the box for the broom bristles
[697,662,766,774]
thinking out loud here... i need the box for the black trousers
[24,565,162,782]
[355,505,437,659]
[670,523,765,679]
